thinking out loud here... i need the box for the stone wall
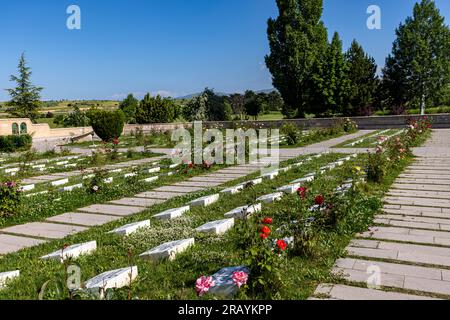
[0,118,93,138]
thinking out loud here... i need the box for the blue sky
[0,0,449,101]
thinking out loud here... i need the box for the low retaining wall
[125,114,450,132]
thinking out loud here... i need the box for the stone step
[348,239,450,268]
[384,204,450,214]
[358,226,450,246]
[385,197,450,209]
[378,214,450,225]
[392,183,450,192]
[374,217,449,231]
[399,174,450,180]
[388,189,450,200]
[333,258,450,297]
[395,178,450,186]
[312,283,438,300]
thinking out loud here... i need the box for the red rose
[112,138,120,146]
[262,217,273,225]
[260,225,271,235]
[188,163,194,169]
[315,195,325,206]
[259,233,268,240]
[297,187,307,199]
[276,240,288,251]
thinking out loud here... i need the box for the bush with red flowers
[0,180,22,217]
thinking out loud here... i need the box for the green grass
[280,130,356,149]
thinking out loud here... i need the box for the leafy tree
[62,105,90,127]
[182,93,208,121]
[204,88,232,121]
[119,94,139,123]
[5,53,43,119]
[265,91,284,112]
[381,0,450,115]
[244,90,263,120]
[229,93,245,119]
[343,40,378,116]
[88,109,125,142]
[265,0,328,118]
[136,94,176,124]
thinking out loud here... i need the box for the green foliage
[280,123,300,145]
[0,181,22,218]
[60,106,90,127]
[136,94,177,124]
[119,94,139,124]
[381,0,450,115]
[85,169,109,194]
[0,134,32,152]
[5,53,43,119]
[367,151,387,183]
[244,91,263,120]
[266,0,328,118]
[311,32,350,116]
[88,109,125,142]
[183,93,208,121]
[343,40,379,116]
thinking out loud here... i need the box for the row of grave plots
[0,150,167,181]
[339,129,405,148]
[0,151,365,299]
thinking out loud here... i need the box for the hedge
[0,134,32,152]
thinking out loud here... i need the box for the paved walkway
[312,129,450,300]
[0,130,372,255]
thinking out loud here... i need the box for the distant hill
[176,89,276,100]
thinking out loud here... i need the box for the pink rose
[195,276,215,296]
[232,271,248,288]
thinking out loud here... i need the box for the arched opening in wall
[12,123,19,135]
[20,122,28,134]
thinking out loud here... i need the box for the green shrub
[367,151,387,183]
[136,94,177,124]
[280,123,300,145]
[0,181,22,217]
[0,134,32,152]
[88,109,125,142]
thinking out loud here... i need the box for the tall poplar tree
[343,40,378,116]
[265,0,328,118]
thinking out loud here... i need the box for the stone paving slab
[392,183,450,192]
[134,191,184,200]
[153,185,205,193]
[395,178,450,185]
[378,213,450,225]
[173,181,223,188]
[109,197,164,207]
[359,226,450,246]
[385,196,450,209]
[375,217,445,231]
[189,176,234,183]
[384,204,450,214]
[313,284,437,300]
[46,212,122,227]
[0,234,47,255]
[388,190,450,200]
[399,174,450,180]
[348,240,450,267]
[77,204,145,217]
[1,223,87,240]
[333,260,450,296]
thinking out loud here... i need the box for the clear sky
[0,0,449,101]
